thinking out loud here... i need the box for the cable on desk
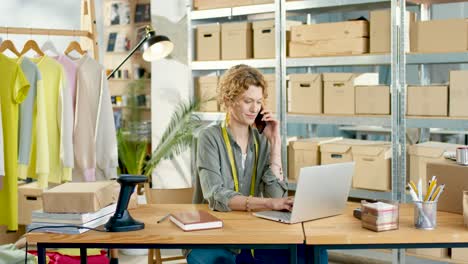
[24,225,107,264]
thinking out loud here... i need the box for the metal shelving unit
[192,59,276,70]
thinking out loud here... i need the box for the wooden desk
[303,203,468,263]
[27,204,304,264]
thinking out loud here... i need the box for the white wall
[150,0,192,189]
[0,0,104,62]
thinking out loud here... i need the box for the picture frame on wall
[107,32,117,52]
[134,3,151,23]
[106,1,131,26]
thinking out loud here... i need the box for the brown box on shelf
[18,182,44,225]
[196,23,220,61]
[288,73,322,114]
[264,74,276,112]
[408,141,463,193]
[370,9,415,53]
[43,181,118,213]
[323,73,379,115]
[320,139,382,165]
[426,162,468,214]
[287,137,341,181]
[196,76,219,112]
[221,22,253,60]
[253,20,275,59]
[352,144,392,191]
[407,249,449,259]
[449,70,468,117]
[0,225,25,245]
[355,85,390,115]
[452,248,468,261]
[407,85,448,116]
[412,19,468,53]
[290,20,369,43]
[289,38,368,57]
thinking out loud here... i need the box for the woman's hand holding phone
[259,109,280,142]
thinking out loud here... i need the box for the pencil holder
[414,201,437,230]
[463,191,468,228]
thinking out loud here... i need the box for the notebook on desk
[170,210,223,231]
[253,162,354,224]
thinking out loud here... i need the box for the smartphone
[254,110,267,133]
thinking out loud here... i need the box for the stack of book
[27,203,116,234]
[361,201,399,232]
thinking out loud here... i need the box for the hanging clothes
[17,57,49,188]
[74,54,117,182]
[53,55,77,115]
[0,103,5,191]
[0,53,30,230]
[26,55,73,184]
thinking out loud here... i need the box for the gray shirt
[18,58,40,166]
[197,124,288,212]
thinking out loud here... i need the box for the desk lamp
[107,25,174,80]
[105,175,147,232]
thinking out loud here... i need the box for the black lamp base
[105,210,144,232]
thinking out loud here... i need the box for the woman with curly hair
[188,64,295,264]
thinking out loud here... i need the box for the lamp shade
[142,34,174,61]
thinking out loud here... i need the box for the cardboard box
[43,181,118,213]
[287,137,340,181]
[290,20,369,43]
[370,9,415,53]
[196,24,220,61]
[0,225,25,245]
[320,139,382,165]
[407,248,449,259]
[426,162,468,214]
[355,85,390,115]
[449,70,468,117]
[221,22,252,60]
[288,73,322,114]
[352,144,392,191]
[253,20,274,59]
[407,85,448,116]
[196,76,218,112]
[452,248,468,261]
[413,19,468,53]
[18,182,44,225]
[408,141,463,193]
[264,74,276,112]
[289,38,368,57]
[323,73,379,115]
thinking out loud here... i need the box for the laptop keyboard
[259,210,292,221]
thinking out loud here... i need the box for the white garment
[241,153,247,170]
[73,54,118,181]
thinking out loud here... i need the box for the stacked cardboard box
[449,70,468,117]
[411,19,468,53]
[18,182,44,225]
[352,144,392,191]
[355,85,390,115]
[196,23,220,61]
[252,20,302,59]
[408,141,464,193]
[323,73,379,115]
[221,22,253,60]
[407,85,448,116]
[264,74,276,112]
[196,76,219,112]
[289,20,369,57]
[288,73,322,114]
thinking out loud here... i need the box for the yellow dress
[0,54,30,230]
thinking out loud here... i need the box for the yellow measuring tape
[221,121,258,195]
[221,121,259,258]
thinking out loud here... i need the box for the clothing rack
[0,0,99,60]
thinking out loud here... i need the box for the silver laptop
[253,162,354,224]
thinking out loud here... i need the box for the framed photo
[115,33,131,52]
[134,3,151,23]
[107,1,131,26]
[107,32,117,52]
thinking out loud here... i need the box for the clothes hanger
[41,31,60,56]
[0,27,21,57]
[20,28,44,56]
[64,31,86,57]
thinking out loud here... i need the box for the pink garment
[53,55,78,115]
[29,250,109,264]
